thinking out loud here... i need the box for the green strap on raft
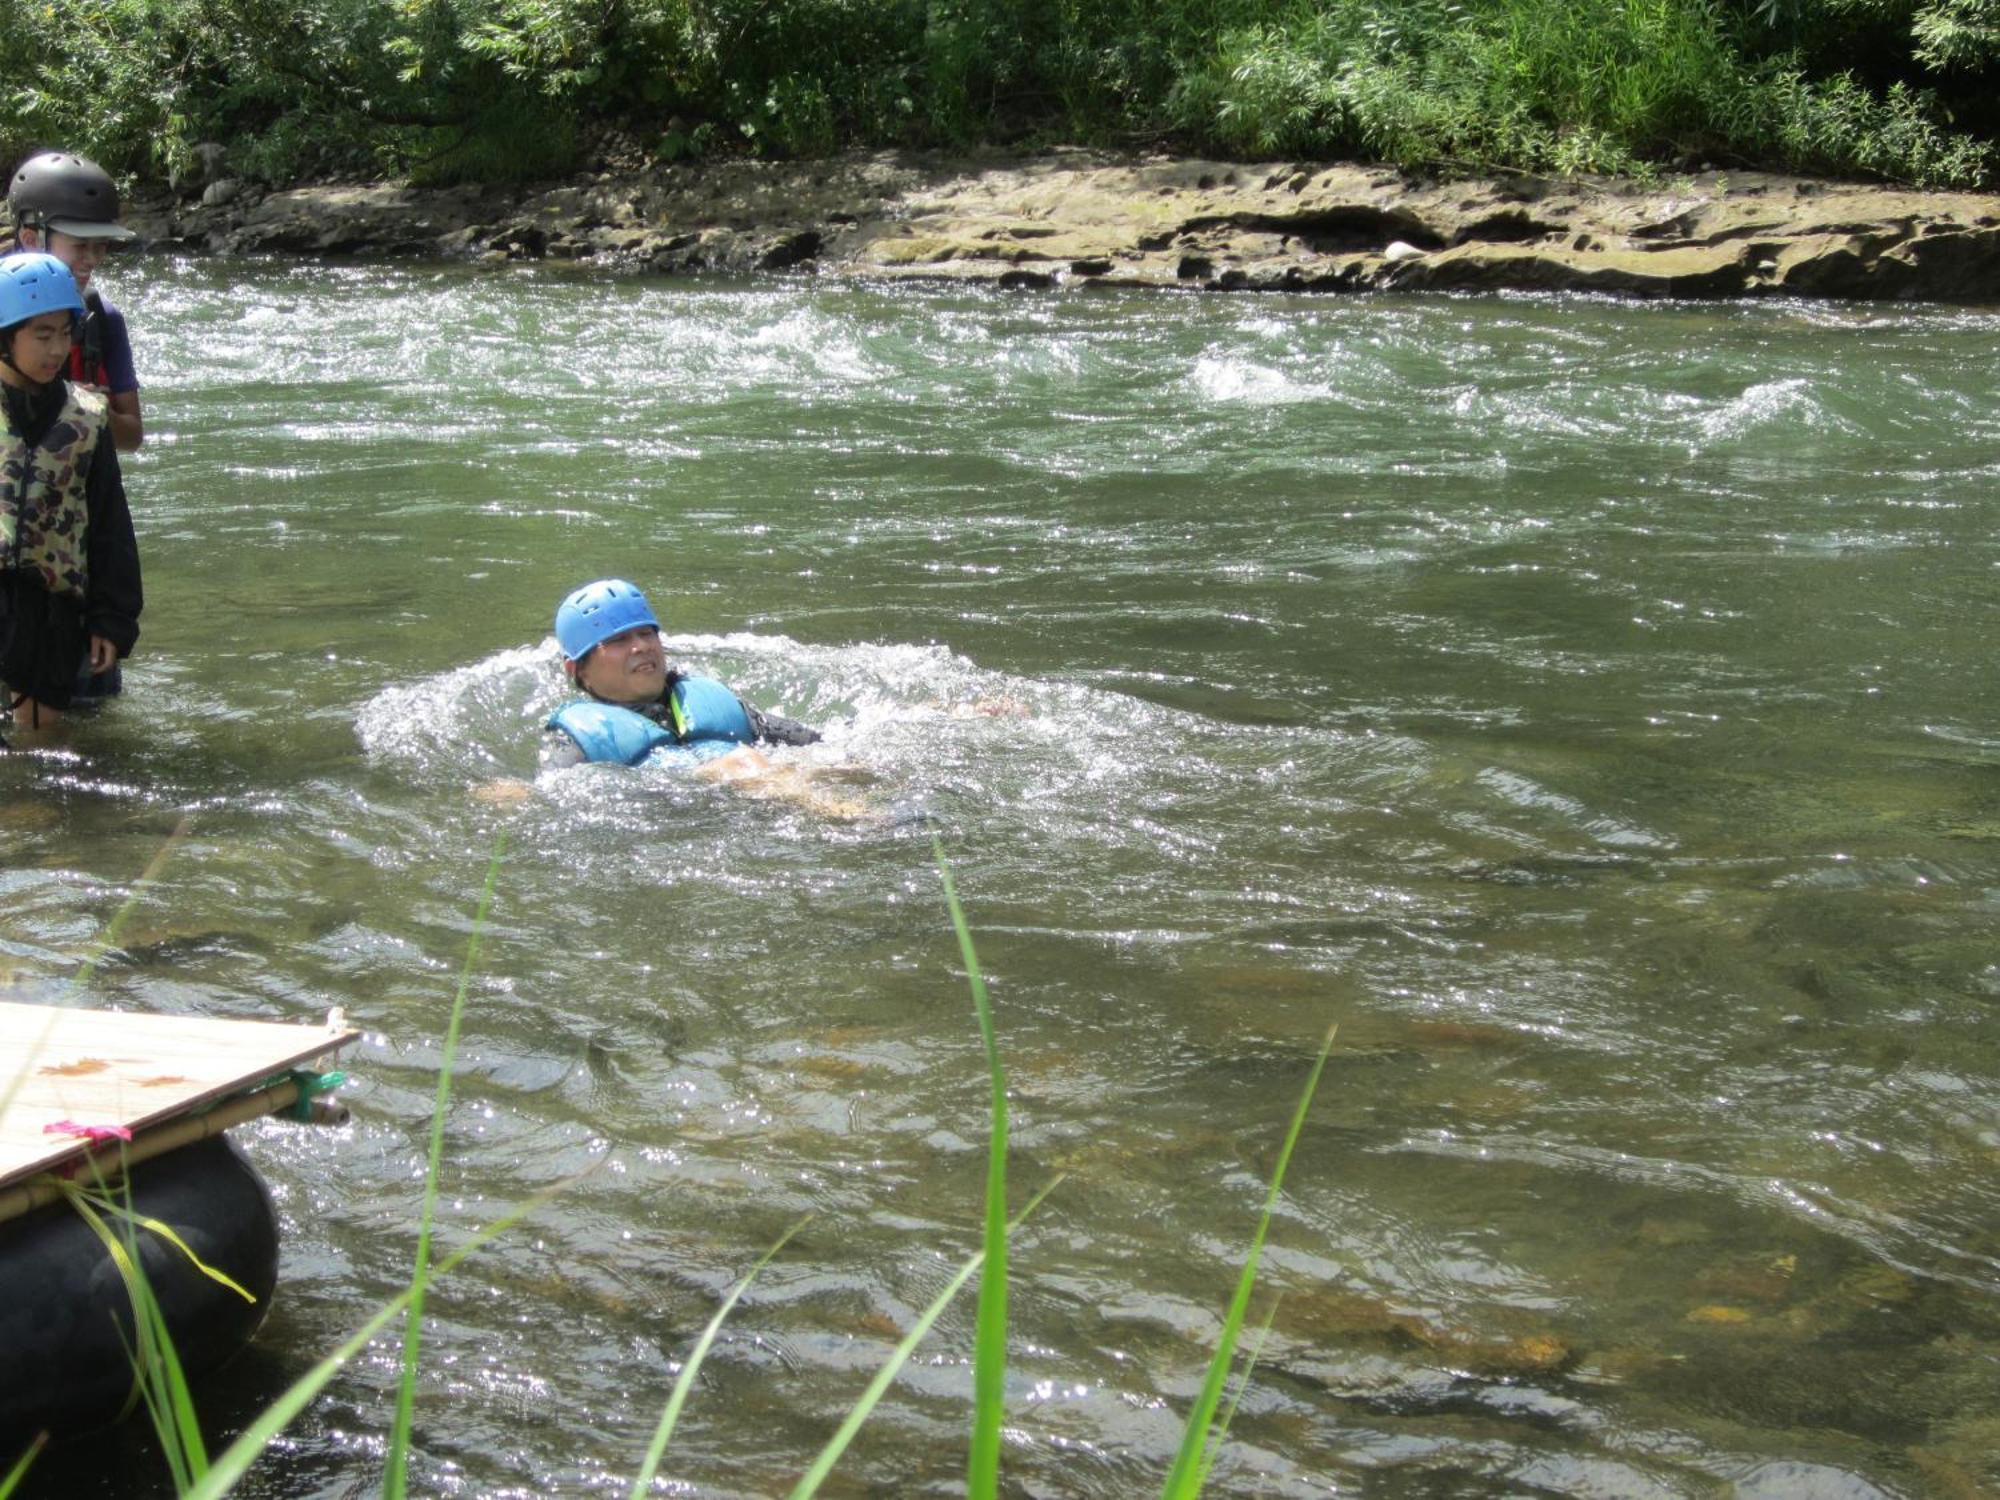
[283,1068,347,1122]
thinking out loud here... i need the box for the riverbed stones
[124,150,2000,302]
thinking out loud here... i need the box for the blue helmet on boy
[0,251,83,333]
[555,579,660,662]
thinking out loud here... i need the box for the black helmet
[8,152,135,241]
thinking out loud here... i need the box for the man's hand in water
[695,746,875,820]
[473,778,535,807]
[489,748,877,821]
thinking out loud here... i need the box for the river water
[8,260,1999,1497]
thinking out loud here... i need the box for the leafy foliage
[0,0,1993,197]
[1911,0,2000,67]
[1168,0,1993,182]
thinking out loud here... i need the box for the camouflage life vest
[1,383,107,603]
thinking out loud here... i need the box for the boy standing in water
[0,252,142,734]
[8,152,145,702]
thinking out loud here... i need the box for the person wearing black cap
[7,152,143,453]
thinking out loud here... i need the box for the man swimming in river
[542,577,821,770]
[491,576,875,818]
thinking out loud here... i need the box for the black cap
[8,153,135,241]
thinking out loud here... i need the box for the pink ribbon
[43,1121,134,1143]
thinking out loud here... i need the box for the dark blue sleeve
[83,436,142,654]
[95,300,139,395]
[745,700,822,746]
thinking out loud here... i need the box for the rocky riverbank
[130,148,2000,301]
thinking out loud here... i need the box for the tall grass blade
[133,1244,212,1491]
[64,1187,257,1303]
[194,1294,409,1500]
[0,1435,44,1499]
[933,840,1008,1500]
[184,1176,573,1500]
[1158,1023,1335,1500]
[628,1215,813,1498]
[57,1177,210,1490]
[1195,1298,1280,1490]
[385,828,507,1500]
[784,1178,1062,1500]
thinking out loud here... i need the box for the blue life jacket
[547,675,758,768]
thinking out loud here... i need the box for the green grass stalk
[1195,1298,1279,1490]
[0,1435,45,1499]
[57,1179,211,1492]
[384,828,507,1500]
[628,1214,812,1497]
[129,1243,212,1494]
[934,839,1009,1500]
[62,1181,259,1305]
[1158,1023,1336,1500]
[784,1178,1061,1500]
[184,1180,568,1500]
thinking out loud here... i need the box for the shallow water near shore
[6,260,2000,1497]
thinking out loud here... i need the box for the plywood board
[0,1002,359,1189]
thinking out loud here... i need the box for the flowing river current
[8,259,2000,1498]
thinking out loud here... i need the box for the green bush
[1910,0,2000,68]
[0,0,1992,189]
[1168,0,1992,182]
[1759,66,1995,180]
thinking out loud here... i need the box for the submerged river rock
[133,148,2000,300]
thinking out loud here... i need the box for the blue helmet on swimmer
[555,578,660,661]
[0,251,83,333]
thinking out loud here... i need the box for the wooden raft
[0,1001,359,1193]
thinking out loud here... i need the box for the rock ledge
[132,150,2000,301]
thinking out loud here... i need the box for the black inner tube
[0,1132,280,1444]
